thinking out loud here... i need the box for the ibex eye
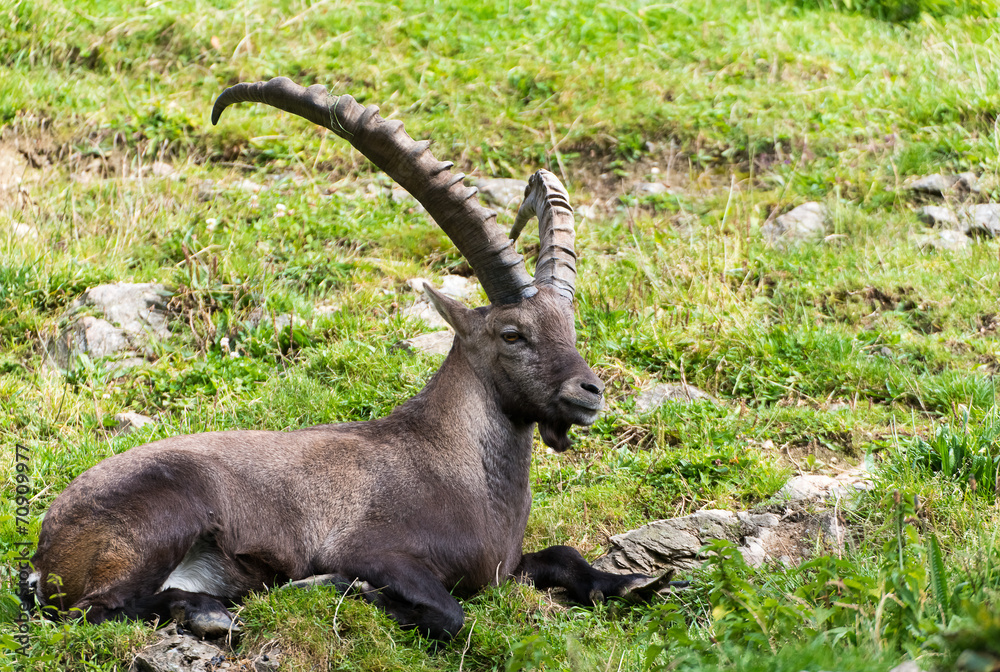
[501,331,521,343]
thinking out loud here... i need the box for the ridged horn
[212,77,536,305]
[509,170,576,301]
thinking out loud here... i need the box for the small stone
[906,173,974,197]
[48,283,172,368]
[78,283,172,340]
[956,650,1000,672]
[403,276,480,329]
[407,275,478,301]
[908,173,957,195]
[115,412,155,434]
[473,178,528,208]
[965,204,1000,237]
[956,172,980,192]
[915,229,970,252]
[314,301,341,317]
[634,181,669,196]
[634,383,717,412]
[917,205,959,228]
[52,316,128,366]
[148,161,177,178]
[907,172,979,198]
[390,186,423,209]
[231,178,267,194]
[131,624,230,672]
[778,471,873,503]
[763,202,827,248]
[10,222,39,240]
[401,301,450,330]
[575,204,601,220]
[741,536,767,567]
[396,331,454,357]
[198,179,219,201]
[0,145,28,192]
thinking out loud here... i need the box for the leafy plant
[898,407,1000,497]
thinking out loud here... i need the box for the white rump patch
[159,537,229,595]
[29,572,41,601]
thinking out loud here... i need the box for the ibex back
[29,78,662,640]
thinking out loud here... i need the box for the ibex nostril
[581,382,602,396]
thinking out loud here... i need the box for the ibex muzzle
[27,78,666,641]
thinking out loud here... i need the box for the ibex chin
[28,77,666,641]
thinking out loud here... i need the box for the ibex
[28,77,665,641]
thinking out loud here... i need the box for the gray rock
[197,179,219,202]
[917,205,960,228]
[592,510,743,575]
[956,651,1000,672]
[390,187,426,213]
[473,178,527,209]
[407,275,478,301]
[907,173,978,197]
[592,509,811,573]
[908,173,959,196]
[231,178,267,194]
[51,316,129,367]
[130,624,280,672]
[888,661,923,672]
[245,308,302,332]
[401,301,450,330]
[634,181,670,196]
[403,276,480,330]
[147,161,178,179]
[48,283,171,368]
[777,471,873,503]
[76,283,172,341]
[964,204,1000,237]
[763,202,827,248]
[575,203,601,221]
[634,383,717,412]
[0,144,27,193]
[130,625,229,672]
[314,300,341,317]
[115,412,155,434]
[915,229,970,252]
[9,222,39,240]
[593,474,870,577]
[396,331,454,357]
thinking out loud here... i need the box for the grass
[3,0,1000,669]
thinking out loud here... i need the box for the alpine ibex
[28,77,665,641]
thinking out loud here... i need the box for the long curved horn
[212,77,536,305]
[509,170,576,301]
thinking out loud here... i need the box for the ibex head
[213,77,603,449]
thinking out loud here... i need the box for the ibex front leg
[288,555,465,641]
[515,546,675,604]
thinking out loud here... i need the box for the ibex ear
[423,283,478,339]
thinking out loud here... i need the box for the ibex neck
[391,342,535,499]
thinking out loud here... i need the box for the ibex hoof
[186,609,241,640]
[618,570,689,603]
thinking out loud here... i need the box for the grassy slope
[2,0,1000,670]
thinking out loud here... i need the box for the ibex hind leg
[80,589,238,639]
[516,545,678,604]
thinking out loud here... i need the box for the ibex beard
[27,78,666,642]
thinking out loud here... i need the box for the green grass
[3,0,1000,669]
